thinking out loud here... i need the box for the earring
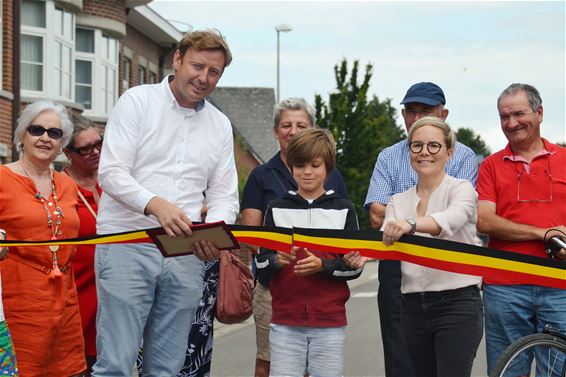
[57,148,63,155]
[18,142,24,151]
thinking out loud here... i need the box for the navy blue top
[241,151,348,215]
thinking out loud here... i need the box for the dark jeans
[377,260,415,377]
[402,285,484,377]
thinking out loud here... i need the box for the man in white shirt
[93,30,239,376]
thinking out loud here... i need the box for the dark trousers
[377,260,415,377]
[402,285,484,377]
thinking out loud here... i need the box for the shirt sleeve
[365,150,394,208]
[98,90,157,214]
[477,157,497,203]
[204,122,239,224]
[255,205,281,279]
[451,143,479,187]
[429,180,478,238]
[241,169,263,211]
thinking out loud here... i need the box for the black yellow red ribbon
[1,224,564,289]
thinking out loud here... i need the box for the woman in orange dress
[62,113,103,375]
[0,100,86,376]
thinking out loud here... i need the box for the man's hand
[382,219,412,246]
[545,226,566,261]
[344,251,369,269]
[0,230,7,260]
[192,240,221,261]
[294,249,323,276]
[276,249,296,268]
[145,197,193,237]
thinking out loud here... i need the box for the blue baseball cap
[400,82,446,106]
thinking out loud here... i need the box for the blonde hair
[177,29,232,67]
[286,128,336,175]
[408,116,456,150]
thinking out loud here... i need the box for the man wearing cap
[365,82,478,377]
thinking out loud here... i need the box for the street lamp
[275,24,292,102]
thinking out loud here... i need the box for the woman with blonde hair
[382,116,483,377]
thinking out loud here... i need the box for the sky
[150,0,565,152]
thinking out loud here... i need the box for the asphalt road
[211,261,488,377]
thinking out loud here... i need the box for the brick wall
[3,0,13,92]
[82,0,126,24]
[119,24,172,94]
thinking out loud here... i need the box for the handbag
[216,250,254,324]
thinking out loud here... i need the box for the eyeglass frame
[512,144,553,203]
[409,141,444,155]
[27,124,64,140]
[67,137,104,156]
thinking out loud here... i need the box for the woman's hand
[294,249,322,276]
[382,219,412,246]
[344,251,369,269]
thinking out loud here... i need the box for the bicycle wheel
[490,333,566,377]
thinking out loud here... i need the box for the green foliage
[455,127,491,157]
[315,59,404,230]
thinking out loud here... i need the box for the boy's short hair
[177,29,232,67]
[286,128,336,175]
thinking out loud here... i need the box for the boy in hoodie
[256,128,367,377]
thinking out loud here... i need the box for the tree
[455,127,491,157]
[315,59,404,230]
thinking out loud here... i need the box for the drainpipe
[11,0,21,162]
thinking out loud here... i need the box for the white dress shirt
[97,76,239,234]
[383,175,483,293]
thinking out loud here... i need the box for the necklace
[19,160,65,277]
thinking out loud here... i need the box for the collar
[502,138,555,163]
[163,75,206,113]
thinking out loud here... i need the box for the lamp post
[275,24,292,103]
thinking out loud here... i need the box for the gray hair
[14,100,74,153]
[408,116,456,150]
[497,83,542,112]
[273,97,316,129]
[66,112,102,149]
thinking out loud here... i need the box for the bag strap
[77,189,97,220]
[270,169,292,193]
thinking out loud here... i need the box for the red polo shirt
[477,139,566,284]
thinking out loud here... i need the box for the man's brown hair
[177,29,232,67]
[286,128,336,175]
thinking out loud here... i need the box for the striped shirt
[365,139,478,208]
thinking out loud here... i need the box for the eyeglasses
[514,153,552,203]
[409,141,443,155]
[68,137,103,156]
[27,124,64,139]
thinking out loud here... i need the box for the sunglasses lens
[28,125,45,136]
[47,128,63,139]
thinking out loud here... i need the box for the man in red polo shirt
[477,83,566,377]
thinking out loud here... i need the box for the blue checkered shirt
[364,139,478,208]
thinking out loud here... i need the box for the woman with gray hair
[0,100,86,376]
[241,97,348,377]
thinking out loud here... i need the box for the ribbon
[1,225,564,289]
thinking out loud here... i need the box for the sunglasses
[68,137,103,156]
[27,124,64,139]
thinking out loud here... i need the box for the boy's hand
[294,250,322,276]
[276,249,296,268]
[344,251,368,269]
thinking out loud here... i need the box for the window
[123,57,131,90]
[21,35,43,91]
[138,66,146,85]
[74,28,118,116]
[21,1,74,99]
[148,71,157,84]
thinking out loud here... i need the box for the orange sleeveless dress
[0,166,86,376]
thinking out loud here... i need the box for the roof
[128,5,183,46]
[208,87,278,164]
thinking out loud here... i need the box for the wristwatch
[405,217,417,235]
